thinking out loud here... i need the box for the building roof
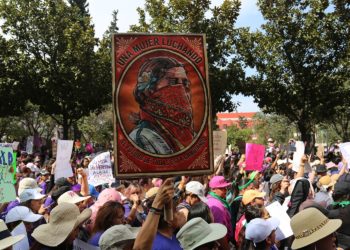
[217,112,257,119]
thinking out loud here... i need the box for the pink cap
[209,176,231,189]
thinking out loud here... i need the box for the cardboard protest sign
[26,136,34,154]
[0,147,16,203]
[292,141,305,172]
[55,140,73,180]
[245,143,265,171]
[266,201,293,240]
[113,34,213,178]
[73,239,100,250]
[88,152,114,186]
[340,143,350,166]
[213,130,227,158]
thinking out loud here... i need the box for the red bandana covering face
[140,84,194,151]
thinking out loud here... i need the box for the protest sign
[26,136,34,154]
[88,152,114,186]
[0,147,16,203]
[55,140,73,180]
[0,144,17,184]
[292,141,305,172]
[11,222,29,250]
[340,143,350,166]
[266,201,293,241]
[113,34,213,177]
[213,130,227,158]
[73,239,100,250]
[245,143,265,171]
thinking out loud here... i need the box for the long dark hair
[187,202,212,223]
[92,201,125,234]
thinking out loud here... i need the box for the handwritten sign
[266,201,293,240]
[73,239,100,250]
[0,147,16,202]
[55,140,73,180]
[26,136,34,154]
[292,141,305,172]
[213,130,227,158]
[340,143,350,167]
[88,152,114,186]
[245,143,265,171]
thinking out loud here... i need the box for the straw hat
[18,178,42,195]
[176,217,227,250]
[290,208,342,249]
[99,224,140,250]
[0,219,24,249]
[57,191,90,205]
[317,175,335,189]
[32,202,91,247]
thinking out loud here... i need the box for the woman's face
[30,199,43,213]
[113,207,125,225]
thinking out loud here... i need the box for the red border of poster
[112,33,213,178]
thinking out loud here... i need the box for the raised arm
[133,178,174,250]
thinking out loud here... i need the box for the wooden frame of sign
[112,33,213,178]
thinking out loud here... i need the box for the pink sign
[245,143,265,171]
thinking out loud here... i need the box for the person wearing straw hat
[99,224,140,250]
[57,190,90,212]
[314,175,335,207]
[0,219,24,250]
[31,202,91,249]
[176,217,227,250]
[290,207,342,249]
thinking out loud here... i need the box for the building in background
[216,112,257,130]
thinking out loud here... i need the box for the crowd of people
[0,138,349,250]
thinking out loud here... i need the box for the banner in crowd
[55,140,74,180]
[340,142,350,165]
[292,141,305,172]
[112,34,213,178]
[0,146,16,203]
[26,136,34,154]
[245,143,265,171]
[266,201,293,241]
[88,152,114,186]
[213,130,227,158]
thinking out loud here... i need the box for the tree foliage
[226,125,253,147]
[0,0,111,138]
[130,0,244,116]
[252,112,297,145]
[236,0,350,149]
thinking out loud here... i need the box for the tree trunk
[62,115,69,140]
[73,122,81,141]
[298,122,315,155]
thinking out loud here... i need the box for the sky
[88,0,263,112]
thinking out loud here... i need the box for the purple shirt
[206,194,233,238]
[152,232,182,250]
[88,231,103,246]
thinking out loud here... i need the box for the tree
[226,125,253,148]
[0,0,111,139]
[252,112,297,145]
[0,36,29,116]
[236,0,350,153]
[130,0,244,116]
[238,116,248,129]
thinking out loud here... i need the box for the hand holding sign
[245,143,265,171]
